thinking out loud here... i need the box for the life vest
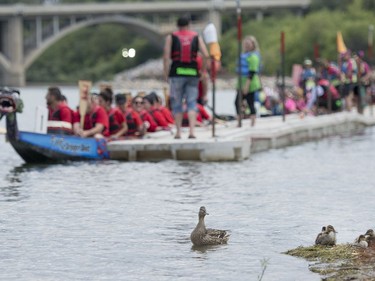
[47,105,73,135]
[236,51,261,76]
[125,110,137,135]
[169,30,199,77]
[108,108,121,135]
[83,107,108,136]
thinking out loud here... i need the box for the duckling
[354,234,368,248]
[315,225,337,246]
[365,229,375,247]
[190,206,230,246]
[315,226,326,245]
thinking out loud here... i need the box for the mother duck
[190,206,230,246]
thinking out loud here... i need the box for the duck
[315,226,326,244]
[190,206,230,246]
[365,229,375,247]
[315,225,337,246]
[354,234,368,248]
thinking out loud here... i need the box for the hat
[177,15,190,27]
[115,93,126,105]
[303,59,312,66]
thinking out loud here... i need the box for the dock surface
[108,109,375,162]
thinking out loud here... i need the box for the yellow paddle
[78,80,92,129]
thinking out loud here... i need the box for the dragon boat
[0,87,109,163]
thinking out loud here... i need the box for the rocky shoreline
[109,58,292,91]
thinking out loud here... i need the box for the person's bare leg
[250,114,256,127]
[188,110,196,138]
[345,94,353,111]
[174,112,183,138]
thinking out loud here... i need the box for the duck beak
[205,212,209,215]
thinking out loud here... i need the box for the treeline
[220,0,375,76]
[25,0,375,83]
[27,24,162,83]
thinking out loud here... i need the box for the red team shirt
[159,106,175,125]
[139,109,158,132]
[108,107,125,135]
[73,105,109,137]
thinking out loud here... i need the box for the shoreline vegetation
[285,244,375,280]
[109,58,292,91]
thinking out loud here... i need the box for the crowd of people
[46,14,374,140]
[45,86,212,139]
[245,51,374,119]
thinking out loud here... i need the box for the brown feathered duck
[190,206,230,246]
[354,234,368,248]
[315,225,337,246]
[365,229,375,247]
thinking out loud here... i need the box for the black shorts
[341,83,353,98]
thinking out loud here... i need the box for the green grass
[284,244,375,280]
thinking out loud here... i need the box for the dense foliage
[27,24,162,83]
[220,0,375,76]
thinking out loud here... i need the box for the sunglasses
[134,101,144,105]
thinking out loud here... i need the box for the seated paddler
[73,93,109,138]
[46,87,73,135]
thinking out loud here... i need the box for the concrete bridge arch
[24,15,165,71]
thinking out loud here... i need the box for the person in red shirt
[46,86,73,135]
[197,103,211,123]
[132,95,160,133]
[143,94,171,130]
[182,103,211,127]
[115,93,144,137]
[98,91,127,139]
[148,92,175,125]
[73,94,109,138]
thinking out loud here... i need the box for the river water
[1,86,375,280]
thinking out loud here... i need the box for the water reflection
[191,244,228,254]
[0,164,29,202]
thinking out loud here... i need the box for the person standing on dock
[340,50,357,111]
[163,15,209,139]
[235,36,262,127]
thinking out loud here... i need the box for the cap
[115,93,126,105]
[303,59,312,66]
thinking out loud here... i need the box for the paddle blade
[78,80,92,129]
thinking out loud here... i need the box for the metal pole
[211,57,216,137]
[368,25,374,116]
[236,0,242,127]
[281,31,286,122]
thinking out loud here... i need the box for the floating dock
[108,109,375,162]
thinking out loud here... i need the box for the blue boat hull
[10,131,109,163]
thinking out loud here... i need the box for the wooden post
[280,31,286,122]
[368,25,374,116]
[236,0,242,127]
[211,57,216,137]
[78,80,92,129]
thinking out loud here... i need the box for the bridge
[0,0,311,86]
